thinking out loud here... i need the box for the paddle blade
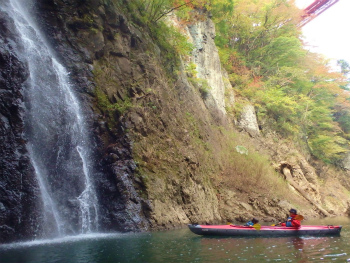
[253,224,261,231]
[295,215,304,221]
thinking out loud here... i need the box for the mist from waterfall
[4,0,99,237]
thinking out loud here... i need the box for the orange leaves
[172,0,210,10]
[173,0,194,9]
[229,53,249,76]
[172,0,210,23]
[311,65,341,81]
[247,77,263,90]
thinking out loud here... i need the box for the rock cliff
[0,8,41,243]
[1,0,349,243]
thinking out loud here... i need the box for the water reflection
[197,230,348,262]
[291,237,307,263]
[0,217,349,263]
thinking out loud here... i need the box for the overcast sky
[295,0,350,65]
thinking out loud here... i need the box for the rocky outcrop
[237,104,260,137]
[278,161,329,216]
[251,134,350,217]
[342,152,350,170]
[187,17,227,117]
[0,8,40,243]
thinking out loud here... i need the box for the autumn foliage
[122,0,350,164]
[209,0,350,164]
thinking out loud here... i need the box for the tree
[337,59,350,76]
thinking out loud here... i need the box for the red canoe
[188,224,342,237]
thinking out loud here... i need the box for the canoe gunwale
[188,224,342,237]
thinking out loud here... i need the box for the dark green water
[1,217,349,263]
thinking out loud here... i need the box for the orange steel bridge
[299,0,340,27]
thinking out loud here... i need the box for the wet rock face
[1,0,150,242]
[34,0,151,232]
[0,10,40,243]
[96,136,151,232]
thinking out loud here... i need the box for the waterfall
[4,0,99,237]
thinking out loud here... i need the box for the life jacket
[245,221,254,226]
[284,215,301,227]
[286,217,293,227]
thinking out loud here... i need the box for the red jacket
[280,214,301,227]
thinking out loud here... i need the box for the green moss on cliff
[80,0,350,226]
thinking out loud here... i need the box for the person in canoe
[245,218,259,226]
[279,208,301,227]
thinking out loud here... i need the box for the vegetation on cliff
[113,0,350,165]
[89,0,350,225]
[211,0,350,165]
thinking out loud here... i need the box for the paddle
[295,215,304,221]
[252,223,261,231]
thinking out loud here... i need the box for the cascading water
[3,0,99,237]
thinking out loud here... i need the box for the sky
[295,0,350,66]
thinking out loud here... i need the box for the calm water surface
[1,217,349,263]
